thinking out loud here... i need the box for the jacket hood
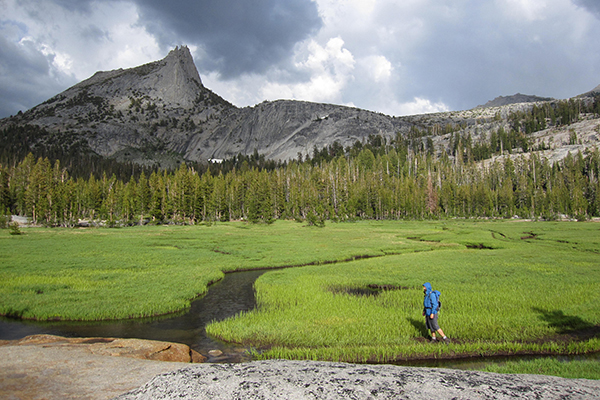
[423,282,432,293]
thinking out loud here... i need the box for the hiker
[423,282,449,343]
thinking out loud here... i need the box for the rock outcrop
[2,336,599,399]
[0,335,195,400]
[70,45,204,110]
[116,359,600,400]
[3,334,205,363]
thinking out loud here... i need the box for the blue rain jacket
[423,282,439,316]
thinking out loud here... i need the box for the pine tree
[137,172,151,224]
[0,164,10,213]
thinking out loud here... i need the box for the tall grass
[207,220,600,362]
[483,358,600,380]
[0,221,433,321]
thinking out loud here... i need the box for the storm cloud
[574,0,600,19]
[0,18,77,117]
[133,0,322,78]
[1,0,600,119]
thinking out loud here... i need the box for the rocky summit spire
[165,45,203,87]
[148,45,204,108]
[66,45,204,110]
[6,45,224,163]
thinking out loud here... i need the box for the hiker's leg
[425,317,434,338]
[430,315,446,339]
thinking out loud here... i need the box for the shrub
[8,221,22,235]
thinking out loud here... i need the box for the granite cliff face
[2,46,599,167]
[3,46,406,166]
[197,99,407,162]
[4,46,235,166]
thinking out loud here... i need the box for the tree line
[2,145,600,227]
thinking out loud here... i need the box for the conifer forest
[1,97,600,227]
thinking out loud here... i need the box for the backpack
[431,290,441,311]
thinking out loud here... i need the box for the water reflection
[0,269,267,359]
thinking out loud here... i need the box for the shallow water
[0,269,267,361]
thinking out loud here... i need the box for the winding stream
[1,268,597,366]
[0,269,267,362]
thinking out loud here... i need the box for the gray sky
[1,0,600,119]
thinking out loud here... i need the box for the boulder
[208,349,223,357]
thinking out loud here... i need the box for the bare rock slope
[0,335,199,400]
[117,360,600,400]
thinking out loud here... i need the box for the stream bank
[1,267,598,368]
[0,269,266,362]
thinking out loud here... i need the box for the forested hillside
[2,123,600,227]
[2,87,599,227]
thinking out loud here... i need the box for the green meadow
[206,221,600,365]
[1,220,599,378]
[0,220,432,320]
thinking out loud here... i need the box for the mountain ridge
[475,93,555,108]
[579,84,600,98]
[1,46,599,168]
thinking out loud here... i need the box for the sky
[1,0,600,119]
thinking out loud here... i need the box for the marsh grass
[0,221,432,321]
[207,220,600,363]
[483,357,600,380]
[2,219,599,373]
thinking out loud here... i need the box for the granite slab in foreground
[116,359,600,400]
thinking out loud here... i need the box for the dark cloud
[573,0,600,19]
[393,3,600,110]
[0,34,76,117]
[17,0,98,20]
[80,24,110,42]
[50,0,97,14]
[132,0,322,78]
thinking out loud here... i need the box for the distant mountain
[0,46,408,167]
[578,84,600,98]
[1,46,236,167]
[475,93,555,108]
[1,46,598,169]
